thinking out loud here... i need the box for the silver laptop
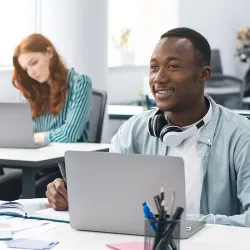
[65,151,206,239]
[0,103,49,149]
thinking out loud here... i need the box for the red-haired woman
[13,33,92,142]
[0,34,92,200]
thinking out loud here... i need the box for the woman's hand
[34,132,45,142]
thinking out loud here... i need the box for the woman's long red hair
[12,34,68,119]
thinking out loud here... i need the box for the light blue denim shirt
[110,96,250,227]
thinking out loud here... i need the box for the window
[108,0,179,67]
[0,0,39,67]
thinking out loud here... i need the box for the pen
[142,202,157,232]
[58,162,67,189]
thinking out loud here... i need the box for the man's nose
[153,68,169,84]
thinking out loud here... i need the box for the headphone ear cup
[153,115,168,138]
[159,125,183,142]
[147,117,154,136]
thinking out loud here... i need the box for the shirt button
[207,139,211,143]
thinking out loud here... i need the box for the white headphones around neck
[147,98,212,147]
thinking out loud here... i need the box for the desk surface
[0,143,110,168]
[205,86,240,95]
[108,105,250,120]
[243,97,250,104]
[108,105,144,119]
[30,223,250,250]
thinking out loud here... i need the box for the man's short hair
[161,27,211,66]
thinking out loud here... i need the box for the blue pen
[142,202,157,232]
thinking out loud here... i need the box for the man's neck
[167,97,208,127]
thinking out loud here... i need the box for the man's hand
[46,178,68,211]
[34,132,45,143]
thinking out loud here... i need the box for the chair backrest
[87,89,107,143]
[205,74,245,109]
[211,49,223,74]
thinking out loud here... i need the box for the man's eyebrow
[165,56,183,61]
[150,56,183,63]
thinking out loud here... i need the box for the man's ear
[200,66,211,81]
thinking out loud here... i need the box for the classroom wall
[2,0,250,103]
[1,0,250,142]
[0,70,19,102]
[179,0,250,75]
[108,66,149,104]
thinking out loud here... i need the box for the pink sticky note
[106,242,148,250]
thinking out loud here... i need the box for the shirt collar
[197,95,220,146]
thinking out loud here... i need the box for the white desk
[108,105,250,120]
[0,143,110,198]
[243,96,250,104]
[29,223,250,250]
[108,105,145,120]
[205,86,240,95]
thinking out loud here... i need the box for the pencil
[160,186,164,202]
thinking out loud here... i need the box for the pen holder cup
[144,219,180,250]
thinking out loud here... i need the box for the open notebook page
[15,198,50,214]
[30,208,70,223]
[0,198,50,217]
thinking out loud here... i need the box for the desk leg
[22,169,36,198]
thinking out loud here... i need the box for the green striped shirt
[33,68,92,142]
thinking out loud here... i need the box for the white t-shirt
[167,104,212,214]
[167,128,202,214]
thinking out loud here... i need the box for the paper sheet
[0,216,49,232]
[14,198,50,214]
[106,242,145,250]
[30,208,70,222]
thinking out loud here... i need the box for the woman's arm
[44,75,92,142]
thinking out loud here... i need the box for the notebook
[0,199,50,217]
[30,208,69,223]
[0,199,69,223]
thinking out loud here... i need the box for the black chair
[211,49,223,74]
[205,74,246,109]
[86,89,107,143]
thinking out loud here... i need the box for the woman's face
[18,50,52,83]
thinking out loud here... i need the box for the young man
[46,28,250,227]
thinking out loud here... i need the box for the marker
[142,202,157,232]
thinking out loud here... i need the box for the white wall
[1,0,250,142]
[0,67,150,104]
[39,0,108,91]
[179,0,249,75]
[108,66,149,103]
[0,70,19,102]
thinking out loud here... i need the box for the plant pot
[120,50,135,66]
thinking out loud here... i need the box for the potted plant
[111,28,135,66]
